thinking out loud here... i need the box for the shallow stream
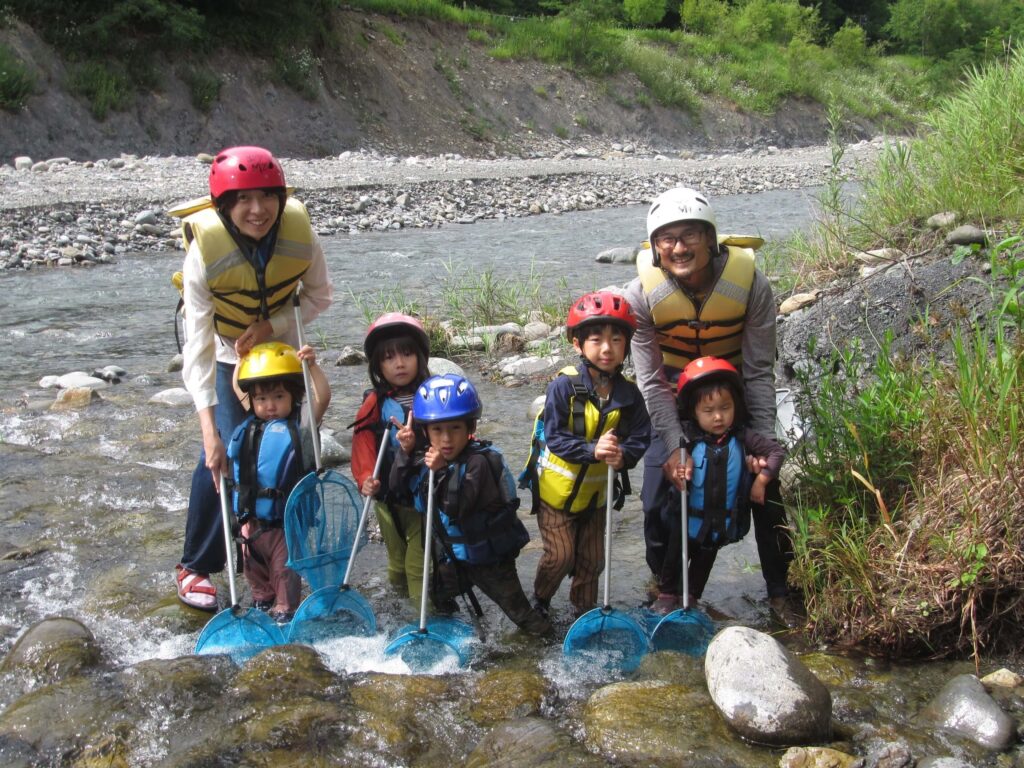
[0,189,1009,767]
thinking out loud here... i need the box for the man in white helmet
[622,187,797,623]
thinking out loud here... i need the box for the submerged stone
[466,717,596,768]
[1,617,101,682]
[468,669,547,725]
[231,644,338,704]
[920,673,1016,750]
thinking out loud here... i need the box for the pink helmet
[364,312,430,358]
[209,146,286,200]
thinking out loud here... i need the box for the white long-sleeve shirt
[181,227,333,412]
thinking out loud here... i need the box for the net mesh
[284,469,364,593]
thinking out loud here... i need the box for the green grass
[181,66,221,113]
[66,61,131,120]
[0,43,33,109]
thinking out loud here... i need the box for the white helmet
[646,187,717,265]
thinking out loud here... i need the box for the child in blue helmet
[390,374,552,637]
[650,356,786,615]
[522,291,653,620]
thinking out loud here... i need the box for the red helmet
[364,312,430,358]
[676,356,743,412]
[209,146,286,200]
[565,290,637,341]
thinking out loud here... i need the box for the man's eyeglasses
[654,229,704,249]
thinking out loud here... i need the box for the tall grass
[0,43,33,109]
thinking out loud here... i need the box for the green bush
[0,43,34,109]
[679,0,729,35]
[66,60,130,119]
[623,0,665,28]
[730,0,822,45]
[182,66,220,113]
[830,20,871,68]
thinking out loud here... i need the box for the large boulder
[705,626,832,745]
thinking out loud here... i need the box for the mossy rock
[231,644,338,704]
[1,617,101,682]
[468,668,547,725]
[120,654,236,718]
[349,673,448,719]
[466,717,602,768]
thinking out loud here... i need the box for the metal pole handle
[343,436,389,587]
[419,469,436,632]
[602,466,613,610]
[292,288,322,472]
[218,475,239,608]
[680,437,690,611]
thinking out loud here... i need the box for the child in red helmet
[522,290,653,620]
[649,356,786,615]
[173,146,333,612]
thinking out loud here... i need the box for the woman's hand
[234,319,274,357]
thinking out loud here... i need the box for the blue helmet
[413,374,482,423]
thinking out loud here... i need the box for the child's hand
[746,453,767,475]
[594,430,624,470]
[424,446,447,471]
[362,477,381,497]
[394,410,415,454]
[750,473,769,505]
[296,344,316,365]
[673,455,694,483]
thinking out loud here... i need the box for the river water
[0,188,998,766]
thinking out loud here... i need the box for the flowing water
[0,188,1003,766]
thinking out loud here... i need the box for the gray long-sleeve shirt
[622,251,778,449]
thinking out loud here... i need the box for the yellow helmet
[237,342,303,393]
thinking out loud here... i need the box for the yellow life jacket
[636,235,761,373]
[172,197,314,340]
[533,367,623,514]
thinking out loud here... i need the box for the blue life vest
[688,434,751,546]
[227,415,305,524]
[415,441,530,565]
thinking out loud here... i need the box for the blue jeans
[180,361,247,574]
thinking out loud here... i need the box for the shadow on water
[1,187,1009,766]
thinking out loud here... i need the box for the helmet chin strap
[579,354,622,384]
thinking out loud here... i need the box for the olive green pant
[375,501,424,603]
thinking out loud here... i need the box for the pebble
[0,139,889,272]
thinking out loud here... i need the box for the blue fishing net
[563,607,650,672]
[284,469,364,593]
[649,608,716,656]
[194,608,286,664]
[287,584,377,644]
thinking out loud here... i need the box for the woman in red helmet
[522,290,652,620]
[173,146,333,611]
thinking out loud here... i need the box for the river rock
[51,387,101,409]
[319,431,350,465]
[148,387,193,406]
[916,759,975,768]
[493,331,526,354]
[14,156,32,170]
[980,668,1023,689]
[428,357,465,377]
[465,717,583,768]
[335,345,366,365]
[55,371,108,390]
[583,679,739,764]
[781,746,864,768]
[945,225,987,246]
[468,669,547,725]
[528,394,545,419]
[919,673,1016,750]
[1,617,101,682]
[522,321,551,341]
[595,246,638,264]
[472,322,523,337]
[349,673,448,758]
[500,355,556,377]
[92,364,126,382]
[705,625,832,745]
[120,654,236,719]
[38,375,60,388]
[927,211,958,229]
[780,292,819,314]
[167,353,184,372]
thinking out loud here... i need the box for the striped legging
[532,500,605,614]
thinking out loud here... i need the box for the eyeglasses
[654,229,705,249]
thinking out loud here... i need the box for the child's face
[693,386,735,437]
[229,189,280,240]
[380,346,419,389]
[426,420,470,461]
[572,325,627,375]
[251,381,293,420]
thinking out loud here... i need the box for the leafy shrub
[730,0,822,45]
[0,43,33,109]
[623,0,666,28]
[678,0,729,35]
[182,66,220,113]
[66,60,130,119]
[830,20,871,68]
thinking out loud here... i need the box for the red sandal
[175,564,218,612]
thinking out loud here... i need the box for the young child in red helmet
[649,356,786,615]
[521,290,653,620]
[172,146,333,612]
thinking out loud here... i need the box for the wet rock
[167,353,184,372]
[583,679,730,764]
[52,387,101,410]
[149,387,193,406]
[920,673,1016,750]
[916,758,974,768]
[231,644,338,702]
[781,746,865,768]
[349,673,448,757]
[861,738,913,768]
[120,654,236,718]
[92,364,126,382]
[466,717,588,768]
[1,617,101,682]
[705,625,832,745]
[335,345,367,365]
[980,669,1023,690]
[55,371,108,389]
[0,675,128,759]
[468,669,547,725]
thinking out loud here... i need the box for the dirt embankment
[0,10,879,162]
